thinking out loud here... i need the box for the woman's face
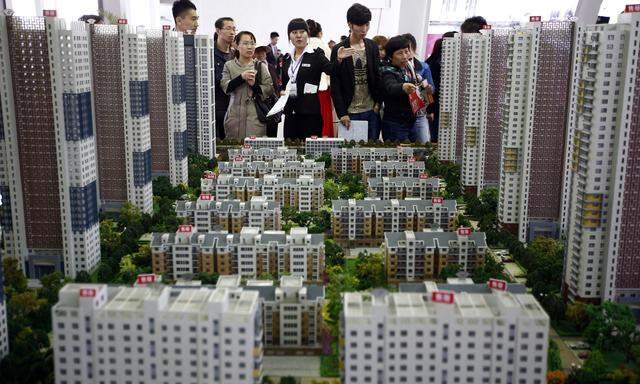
[391,47,410,68]
[289,29,308,49]
[238,34,256,59]
[379,46,386,59]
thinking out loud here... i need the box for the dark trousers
[215,110,226,140]
[284,113,322,140]
[348,109,381,141]
[382,118,418,143]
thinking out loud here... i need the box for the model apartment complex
[217,159,325,179]
[342,281,548,384]
[201,174,323,212]
[0,252,8,358]
[175,195,281,233]
[331,147,414,174]
[367,176,441,200]
[222,275,325,350]
[0,14,101,277]
[151,226,325,282]
[52,283,263,384]
[562,9,640,304]
[383,228,487,282]
[331,198,457,246]
[361,160,426,182]
[243,136,284,149]
[305,137,345,158]
[228,147,297,162]
[498,20,575,242]
[146,27,188,186]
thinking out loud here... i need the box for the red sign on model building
[136,274,156,284]
[431,291,455,304]
[79,288,96,298]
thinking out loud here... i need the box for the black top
[330,37,382,118]
[380,64,415,124]
[214,46,234,113]
[281,47,335,116]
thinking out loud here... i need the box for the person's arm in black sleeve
[221,63,245,94]
[329,45,348,119]
[382,69,406,98]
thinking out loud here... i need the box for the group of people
[172,0,487,143]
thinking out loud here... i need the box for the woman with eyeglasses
[221,31,274,139]
[281,18,353,140]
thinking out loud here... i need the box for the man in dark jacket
[330,3,382,141]
[214,17,235,140]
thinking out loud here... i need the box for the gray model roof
[384,231,487,248]
[332,198,456,212]
[245,285,276,301]
[399,282,527,295]
[307,284,325,300]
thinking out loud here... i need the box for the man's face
[176,9,199,34]
[217,20,236,44]
[348,22,370,40]
[255,51,267,62]
[271,36,279,45]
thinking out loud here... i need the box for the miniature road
[263,355,321,378]
[549,328,582,372]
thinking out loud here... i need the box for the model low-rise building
[361,160,426,182]
[383,228,487,282]
[176,195,281,233]
[151,226,324,282]
[243,136,284,149]
[218,159,324,179]
[342,281,549,384]
[52,282,263,384]
[367,176,441,200]
[228,147,297,162]
[332,198,457,246]
[305,137,345,158]
[331,147,414,174]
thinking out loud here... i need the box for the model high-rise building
[218,159,325,179]
[497,20,574,242]
[244,136,284,149]
[184,34,215,158]
[383,228,487,282]
[0,12,100,278]
[342,282,549,384]
[176,195,281,232]
[305,136,345,158]
[52,283,263,384]
[90,20,153,213]
[0,235,8,359]
[439,33,461,163]
[151,226,325,282]
[147,27,188,186]
[331,198,457,246]
[562,8,640,304]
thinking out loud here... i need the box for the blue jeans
[414,114,430,144]
[382,118,418,142]
[349,110,381,141]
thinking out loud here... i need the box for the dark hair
[234,31,257,58]
[384,35,410,62]
[215,17,234,29]
[270,31,279,38]
[255,46,268,55]
[460,16,487,33]
[172,0,196,21]
[402,33,417,51]
[347,3,372,25]
[307,19,322,38]
[78,14,103,24]
[340,35,348,42]
[443,31,457,38]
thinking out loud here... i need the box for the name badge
[301,63,311,67]
[289,83,298,97]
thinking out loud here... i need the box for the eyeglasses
[240,41,256,47]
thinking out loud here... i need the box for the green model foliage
[584,302,637,361]
[353,252,386,290]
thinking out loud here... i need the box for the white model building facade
[361,160,426,182]
[0,12,100,278]
[562,9,640,304]
[305,136,345,158]
[228,147,297,162]
[194,35,215,158]
[244,136,284,149]
[52,283,263,384]
[439,33,461,162]
[342,283,549,384]
[218,159,325,179]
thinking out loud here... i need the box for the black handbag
[253,61,282,125]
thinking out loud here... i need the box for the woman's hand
[402,83,417,95]
[241,69,256,85]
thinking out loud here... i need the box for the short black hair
[78,14,103,24]
[347,3,372,25]
[307,19,322,38]
[402,33,417,51]
[385,35,411,60]
[172,0,196,21]
[460,16,487,33]
[215,17,234,30]
[270,32,279,39]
